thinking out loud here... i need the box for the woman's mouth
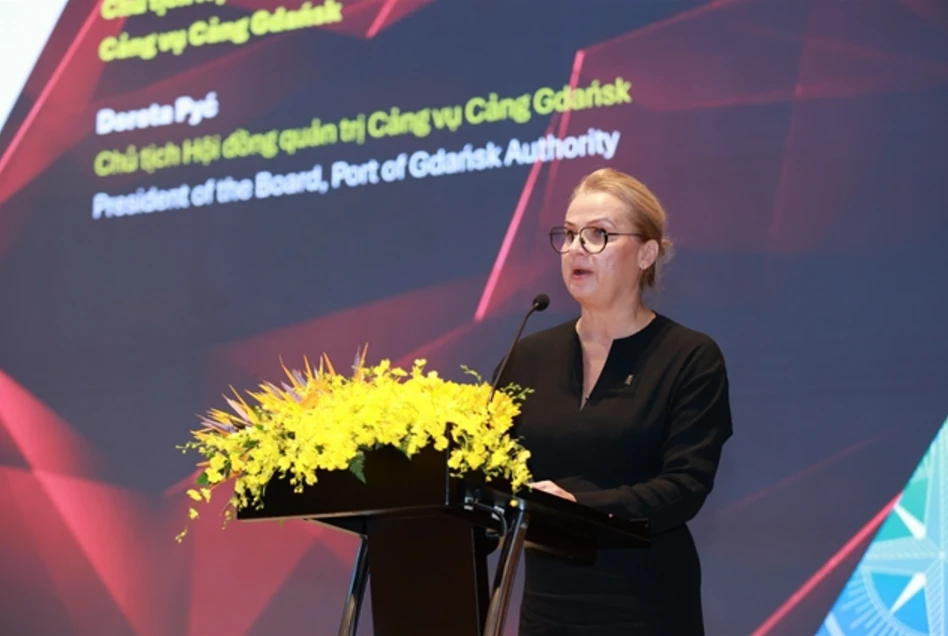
[570,267,592,280]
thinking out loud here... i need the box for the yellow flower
[176,348,533,541]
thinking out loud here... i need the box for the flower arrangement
[176,346,533,541]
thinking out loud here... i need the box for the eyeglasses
[549,226,642,254]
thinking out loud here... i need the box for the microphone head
[532,293,550,312]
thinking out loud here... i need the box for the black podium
[237,445,651,636]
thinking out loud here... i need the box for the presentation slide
[0,1,946,635]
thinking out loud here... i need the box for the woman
[496,168,733,635]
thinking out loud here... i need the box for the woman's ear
[639,238,659,271]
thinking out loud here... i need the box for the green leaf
[196,471,210,486]
[349,453,366,483]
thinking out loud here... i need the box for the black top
[495,314,733,636]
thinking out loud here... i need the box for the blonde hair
[570,168,673,289]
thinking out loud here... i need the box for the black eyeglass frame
[548,226,642,254]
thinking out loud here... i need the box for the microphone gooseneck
[487,293,550,406]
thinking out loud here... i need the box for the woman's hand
[529,480,577,502]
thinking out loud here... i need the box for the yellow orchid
[176,348,532,542]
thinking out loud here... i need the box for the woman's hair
[570,167,673,289]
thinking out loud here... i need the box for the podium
[237,444,651,636]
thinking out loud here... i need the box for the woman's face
[560,191,651,309]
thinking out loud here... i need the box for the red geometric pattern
[0,368,360,635]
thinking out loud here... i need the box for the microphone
[488,293,550,406]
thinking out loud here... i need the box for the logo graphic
[818,416,948,636]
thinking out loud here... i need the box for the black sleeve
[572,340,733,534]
